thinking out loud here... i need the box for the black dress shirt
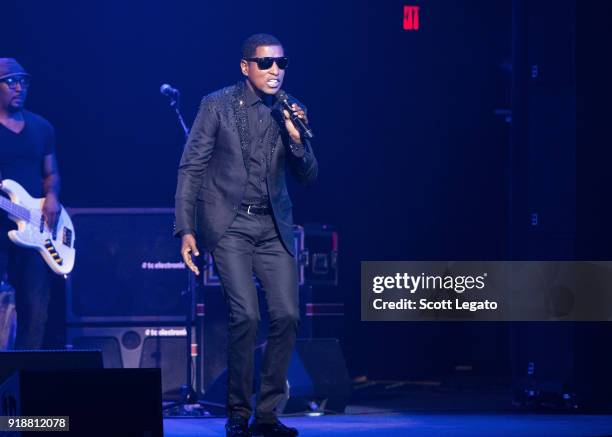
[242,84,276,206]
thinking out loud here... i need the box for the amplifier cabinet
[66,325,193,401]
[66,208,189,323]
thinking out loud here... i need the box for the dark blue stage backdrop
[3,0,602,386]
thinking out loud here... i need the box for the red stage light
[403,5,420,31]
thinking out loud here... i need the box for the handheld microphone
[276,90,314,139]
[160,83,180,100]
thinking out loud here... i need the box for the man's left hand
[283,103,307,145]
[43,193,61,231]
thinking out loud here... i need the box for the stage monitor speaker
[284,338,351,413]
[66,326,192,401]
[0,368,162,436]
[512,323,612,411]
[66,208,188,323]
[203,338,351,414]
[0,350,102,387]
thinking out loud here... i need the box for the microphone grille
[276,90,288,102]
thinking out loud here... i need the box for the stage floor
[164,411,612,437]
[163,386,612,436]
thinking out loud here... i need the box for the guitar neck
[0,196,31,222]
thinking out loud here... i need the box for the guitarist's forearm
[43,173,61,198]
[42,153,61,198]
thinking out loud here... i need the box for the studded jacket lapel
[232,81,251,173]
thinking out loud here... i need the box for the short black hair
[241,33,283,59]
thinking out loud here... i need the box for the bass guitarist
[0,58,61,349]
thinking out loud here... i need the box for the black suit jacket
[174,80,318,255]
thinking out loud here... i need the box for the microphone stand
[162,90,223,417]
[168,92,189,140]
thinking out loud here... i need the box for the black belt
[240,204,271,215]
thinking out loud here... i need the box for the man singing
[175,34,317,437]
[0,58,61,349]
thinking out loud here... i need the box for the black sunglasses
[246,56,289,70]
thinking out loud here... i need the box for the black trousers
[211,209,299,423]
[0,240,51,350]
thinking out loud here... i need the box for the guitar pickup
[63,227,73,248]
[44,239,63,265]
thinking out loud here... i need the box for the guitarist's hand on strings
[42,193,60,231]
[181,233,200,275]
